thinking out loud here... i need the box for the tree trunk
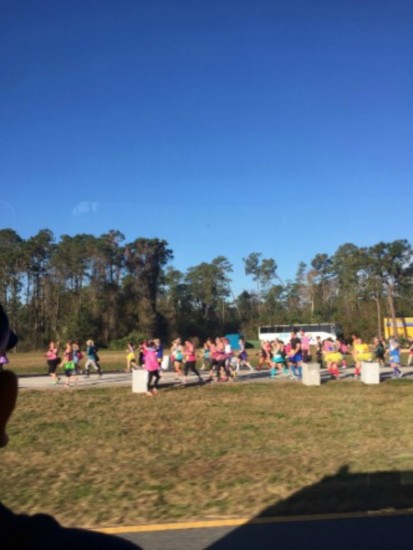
[387,285,398,338]
[373,296,382,339]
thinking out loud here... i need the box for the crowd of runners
[124,336,254,395]
[39,331,413,394]
[256,329,412,381]
[315,333,412,380]
[45,339,102,387]
[42,335,255,393]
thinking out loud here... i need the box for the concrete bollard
[302,363,321,386]
[132,369,148,393]
[161,355,170,371]
[361,361,380,384]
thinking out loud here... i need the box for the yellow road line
[98,519,247,534]
[95,509,413,535]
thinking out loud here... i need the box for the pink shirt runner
[144,348,159,371]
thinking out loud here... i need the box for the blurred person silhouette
[0,304,141,549]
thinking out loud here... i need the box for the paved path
[17,364,413,391]
[18,370,135,390]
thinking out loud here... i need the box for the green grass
[1,379,413,528]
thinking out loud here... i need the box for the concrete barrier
[132,369,148,393]
[302,363,321,386]
[361,361,380,384]
[161,355,170,371]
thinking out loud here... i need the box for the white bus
[258,323,344,344]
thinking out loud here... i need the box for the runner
[45,340,61,384]
[223,337,237,378]
[299,330,311,363]
[323,338,342,379]
[171,338,184,381]
[257,341,272,370]
[154,338,164,369]
[373,337,386,367]
[62,341,77,387]
[352,336,373,379]
[200,338,213,371]
[236,336,254,373]
[287,331,302,380]
[315,336,324,369]
[143,340,161,396]
[125,342,138,372]
[270,340,286,378]
[138,341,147,368]
[210,338,230,381]
[387,337,402,378]
[83,339,102,378]
[338,340,349,369]
[183,339,203,384]
[72,342,83,375]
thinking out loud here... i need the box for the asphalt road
[108,513,413,550]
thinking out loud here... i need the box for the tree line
[1,228,412,350]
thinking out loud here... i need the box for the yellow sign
[383,318,413,340]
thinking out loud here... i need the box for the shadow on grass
[207,465,413,549]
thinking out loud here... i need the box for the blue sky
[1,0,412,294]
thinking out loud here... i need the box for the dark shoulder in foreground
[0,502,141,550]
